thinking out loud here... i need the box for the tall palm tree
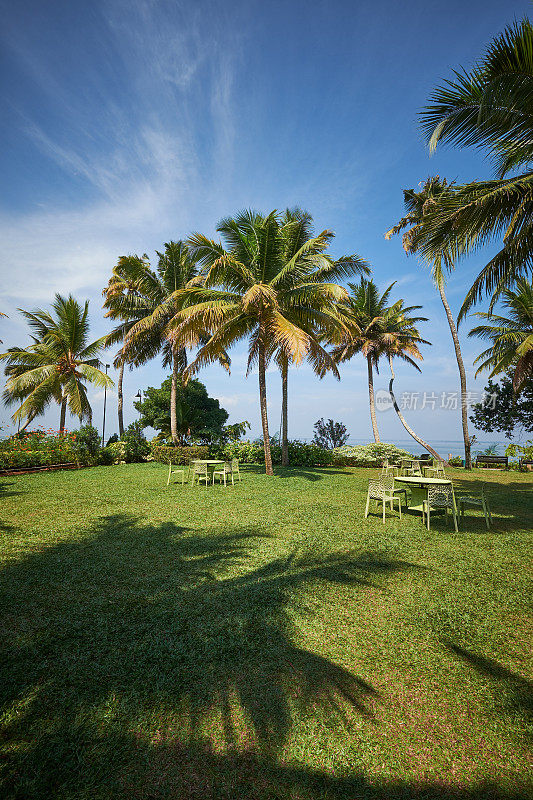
[1,294,112,431]
[276,208,369,465]
[176,210,366,475]
[386,177,474,469]
[381,299,443,460]
[469,278,533,392]
[418,18,533,319]
[118,241,221,445]
[332,279,394,443]
[102,255,153,437]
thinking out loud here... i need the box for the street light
[102,363,110,446]
[134,389,143,407]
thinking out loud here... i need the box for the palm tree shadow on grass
[443,639,533,727]
[0,515,520,799]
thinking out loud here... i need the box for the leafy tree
[0,295,112,431]
[418,18,533,319]
[470,374,533,438]
[135,377,228,445]
[121,421,150,462]
[106,433,119,446]
[386,176,474,468]
[221,421,251,443]
[72,424,101,459]
[312,418,349,449]
[469,278,533,392]
[180,209,367,474]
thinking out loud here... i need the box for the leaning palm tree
[381,299,443,460]
[417,18,533,319]
[276,208,369,465]
[469,278,533,393]
[102,255,153,437]
[176,210,365,475]
[1,294,112,431]
[386,177,474,468]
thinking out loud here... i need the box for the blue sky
[0,0,529,446]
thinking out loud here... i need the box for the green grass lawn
[0,463,531,799]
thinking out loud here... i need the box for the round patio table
[394,475,452,513]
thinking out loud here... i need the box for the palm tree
[118,241,221,445]
[276,208,369,466]
[332,279,394,443]
[1,294,112,431]
[386,177,474,469]
[381,299,443,460]
[469,278,533,392]
[418,18,533,319]
[102,255,153,437]
[176,210,366,475]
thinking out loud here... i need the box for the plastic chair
[381,464,399,477]
[167,461,188,486]
[213,461,234,486]
[191,462,209,487]
[423,462,446,478]
[231,458,242,482]
[456,484,492,529]
[364,477,403,523]
[422,485,458,531]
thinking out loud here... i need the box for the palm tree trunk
[437,283,472,469]
[281,359,289,467]
[388,358,443,460]
[59,397,67,433]
[117,361,125,438]
[259,341,273,475]
[170,352,179,445]
[367,354,381,443]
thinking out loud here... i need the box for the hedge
[150,444,210,465]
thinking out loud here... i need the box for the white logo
[375,389,393,412]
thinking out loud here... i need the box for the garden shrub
[332,443,412,466]
[219,440,339,467]
[98,446,115,466]
[0,429,86,470]
[121,422,150,463]
[150,444,210,465]
[447,456,464,467]
[72,424,101,463]
[108,441,127,465]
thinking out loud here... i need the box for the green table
[394,475,452,513]
[189,459,225,485]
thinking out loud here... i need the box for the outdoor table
[189,459,225,485]
[394,475,452,513]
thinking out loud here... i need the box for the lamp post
[102,363,110,446]
[134,390,143,414]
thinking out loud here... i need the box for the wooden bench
[475,455,508,469]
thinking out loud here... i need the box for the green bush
[332,443,412,466]
[108,441,127,465]
[0,429,85,471]
[121,422,150,463]
[448,456,464,467]
[150,444,210,465]
[98,446,115,466]
[218,440,340,467]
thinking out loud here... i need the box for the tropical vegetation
[386,176,473,468]
[175,209,368,474]
[416,18,533,319]
[0,295,112,432]
[134,376,229,444]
